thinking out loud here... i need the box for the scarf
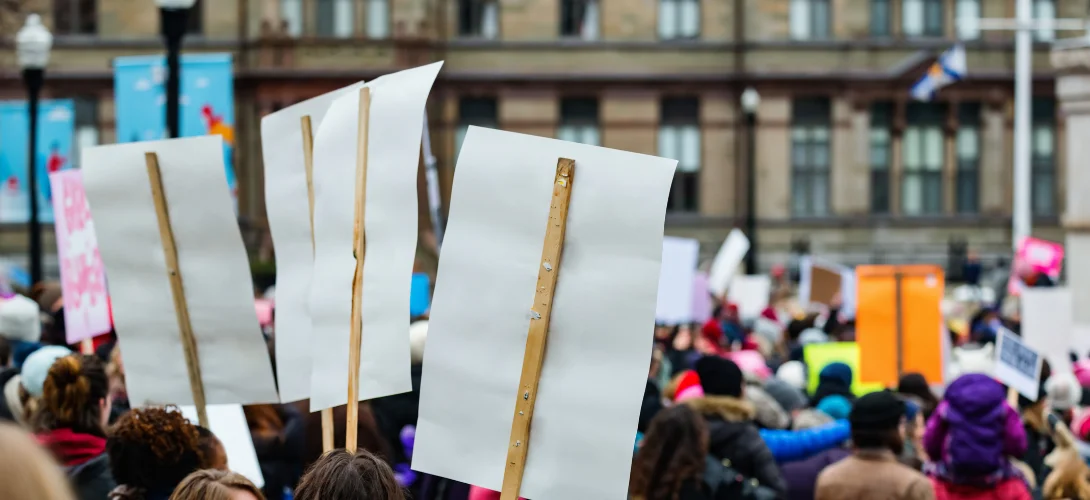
[36,428,107,467]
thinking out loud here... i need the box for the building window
[871,0,891,37]
[454,97,498,162]
[186,0,203,35]
[558,98,600,146]
[790,0,831,40]
[1034,0,1055,41]
[903,0,943,37]
[902,103,945,215]
[791,98,830,217]
[54,0,97,35]
[316,0,354,38]
[659,98,701,213]
[281,0,303,36]
[658,0,699,39]
[955,0,980,40]
[1032,98,1056,216]
[72,97,99,168]
[956,103,980,214]
[870,102,893,214]
[365,0,390,38]
[459,0,499,38]
[561,0,599,39]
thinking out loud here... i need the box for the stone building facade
[0,0,1084,271]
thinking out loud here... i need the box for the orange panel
[900,267,945,385]
[855,265,899,386]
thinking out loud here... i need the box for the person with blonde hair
[0,422,76,500]
[169,469,265,500]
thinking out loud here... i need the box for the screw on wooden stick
[499,158,575,500]
[346,87,372,453]
[144,152,209,428]
[301,115,336,453]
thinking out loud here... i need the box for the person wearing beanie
[815,391,935,500]
[816,395,853,421]
[811,362,856,407]
[924,374,1031,500]
[686,356,787,496]
[0,345,71,426]
[0,295,43,373]
[672,370,704,403]
[777,360,808,392]
[764,377,807,417]
[897,373,940,420]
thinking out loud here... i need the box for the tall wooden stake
[145,152,209,428]
[499,158,575,500]
[301,115,336,453]
[346,87,371,453]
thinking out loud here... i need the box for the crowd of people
[2,263,1089,500]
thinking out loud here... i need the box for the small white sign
[994,328,1043,402]
[708,229,750,298]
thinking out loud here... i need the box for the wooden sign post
[345,87,372,453]
[499,158,575,500]
[300,116,336,453]
[144,152,209,428]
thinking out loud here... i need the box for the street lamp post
[741,87,760,275]
[16,14,53,286]
[157,0,197,138]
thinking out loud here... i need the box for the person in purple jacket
[922,373,1031,493]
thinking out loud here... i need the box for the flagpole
[1012,0,1033,250]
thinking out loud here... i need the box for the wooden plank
[145,152,209,428]
[346,87,371,453]
[301,115,335,453]
[79,338,94,355]
[499,158,575,500]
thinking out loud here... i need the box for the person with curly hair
[169,469,265,500]
[107,406,207,500]
[0,422,77,500]
[294,448,405,500]
[33,354,115,500]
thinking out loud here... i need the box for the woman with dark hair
[294,448,405,500]
[33,354,115,500]
[897,373,939,419]
[630,404,712,500]
[106,407,207,500]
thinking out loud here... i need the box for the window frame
[53,0,98,35]
[186,0,203,35]
[658,0,701,40]
[955,103,980,214]
[558,98,601,147]
[869,102,893,214]
[560,0,601,39]
[901,102,946,216]
[791,98,831,217]
[870,0,891,37]
[459,0,500,38]
[1031,99,1056,216]
[790,0,832,40]
[660,98,702,213]
[903,0,944,37]
[454,97,499,163]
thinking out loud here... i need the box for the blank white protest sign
[412,127,677,500]
[655,237,699,325]
[1021,287,1073,374]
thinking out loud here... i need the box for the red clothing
[467,486,524,500]
[931,478,1032,500]
[36,428,107,467]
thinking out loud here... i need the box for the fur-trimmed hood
[685,395,756,422]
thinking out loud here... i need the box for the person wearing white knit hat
[777,360,807,392]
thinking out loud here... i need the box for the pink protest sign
[50,170,111,343]
[1017,237,1064,278]
[692,272,713,323]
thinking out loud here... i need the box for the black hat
[695,356,743,398]
[849,390,906,432]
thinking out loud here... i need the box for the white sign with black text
[994,328,1043,402]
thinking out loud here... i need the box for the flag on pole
[910,45,967,101]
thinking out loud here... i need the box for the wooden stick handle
[301,115,336,453]
[346,87,372,453]
[79,338,94,355]
[145,152,209,429]
[499,158,575,500]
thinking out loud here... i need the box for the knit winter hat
[819,362,853,387]
[776,360,807,391]
[673,370,705,403]
[695,356,744,398]
[0,295,41,343]
[409,320,428,365]
[729,350,771,381]
[849,390,905,432]
[764,377,808,413]
[817,394,853,420]
[798,328,829,346]
[1045,372,1083,411]
[21,345,71,398]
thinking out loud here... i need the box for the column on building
[978,98,1007,215]
[831,96,869,215]
[1055,46,1090,324]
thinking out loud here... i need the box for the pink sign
[50,170,111,343]
[1017,237,1064,278]
[691,272,713,323]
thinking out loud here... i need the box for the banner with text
[50,170,111,343]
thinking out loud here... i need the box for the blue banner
[113,53,237,195]
[0,99,74,223]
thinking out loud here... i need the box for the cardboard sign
[49,170,111,343]
[707,229,749,298]
[655,237,699,325]
[412,127,677,499]
[855,265,944,386]
[995,328,1043,401]
[1021,288,1073,374]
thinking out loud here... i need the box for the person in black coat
[685,356,788,497]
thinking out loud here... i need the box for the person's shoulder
[815,454,855,482]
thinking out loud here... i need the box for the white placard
[708,229,749,298]
[82,136,279,407]
[995,328,1043,401]
[728,275,772,321]
[261,82,366,403]
[655,237,699,325]
[308,62,443,411]
[1021,287,1073,374]
[180,404,265,488]
[412,127,677,500]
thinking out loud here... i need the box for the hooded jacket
[686,395,788,497]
